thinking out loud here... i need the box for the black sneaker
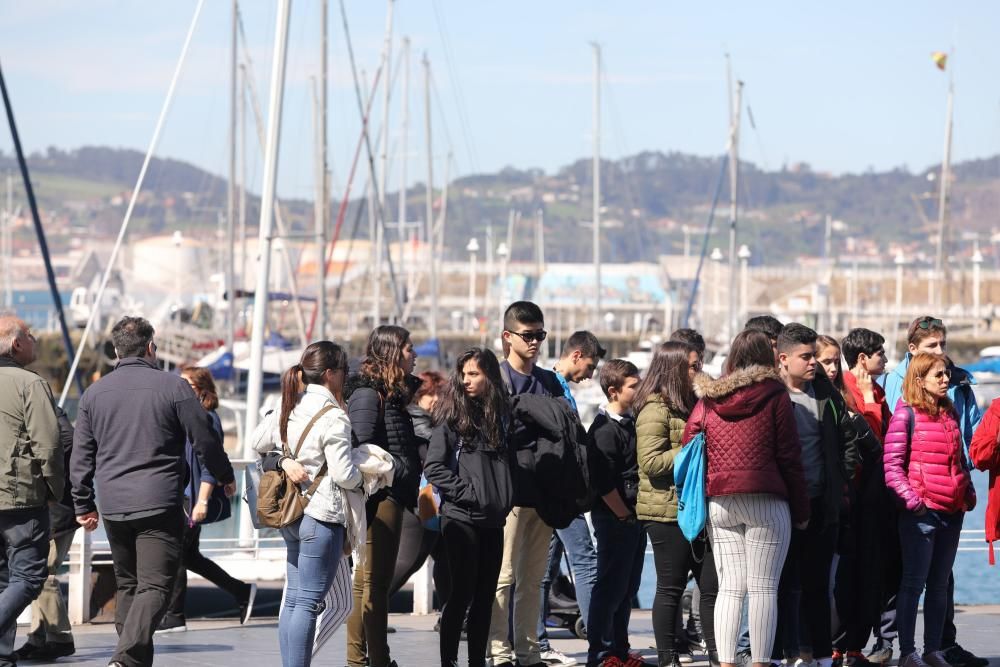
[21,641,75,661]
[942,645,989,667]
[846,656,881,667]
[155,615,187,634]
[15,643,42,660]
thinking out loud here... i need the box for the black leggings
[646,521,718,660]
[440,517,504,667]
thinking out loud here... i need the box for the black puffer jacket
[345,373,423,508]
[424,423,514,525]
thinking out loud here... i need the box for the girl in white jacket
[256,341,362,667]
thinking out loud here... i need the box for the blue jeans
[538,514,597,651]
[896,509,962,658]
[587,509,646,666]
[0,508,49,667]
[280,515,346,667]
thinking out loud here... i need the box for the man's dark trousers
[104,507,184,667]
[0,508,49,667]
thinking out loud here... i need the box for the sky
[1,1,999,201]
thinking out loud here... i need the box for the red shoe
[602,657,626,667]
[625,653,656,667]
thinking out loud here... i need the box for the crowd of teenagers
[242,303,1000,667]
[2,302,1000,667]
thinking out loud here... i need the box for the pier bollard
[68,528,93,625]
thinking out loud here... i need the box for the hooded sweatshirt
[683,365,810,524]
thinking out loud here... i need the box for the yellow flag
[932,51,948,71]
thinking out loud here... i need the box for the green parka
[0,358,64,510]
[635,395,688,522]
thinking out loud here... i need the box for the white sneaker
[679,653,695,664]
[540,648,579,666]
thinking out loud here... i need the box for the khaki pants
[346,494,404,667]
[488,507,553,666]
[26,531,75,647]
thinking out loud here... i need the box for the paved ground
[36,605,1000,666]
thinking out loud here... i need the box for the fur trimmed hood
[693,365,786,419]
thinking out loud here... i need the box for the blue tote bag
[674,406,708,542]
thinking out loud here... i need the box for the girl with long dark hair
[345,326,421,667]
[635,341,719,667]
[254,341,361,667]
[424,348,514,667]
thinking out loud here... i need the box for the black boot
[659,653,683,667]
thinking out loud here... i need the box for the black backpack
[509,394,592,529]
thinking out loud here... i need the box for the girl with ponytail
[254,341,361,667]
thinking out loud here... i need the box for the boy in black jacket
[490,301,564,667]
[587,360,649,667]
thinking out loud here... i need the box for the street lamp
[710,247,723,324]
[496,242,509,332]
[172,230,183,303]
[466,238,480,331]
[972,244,984,337]
[894,250,905,322]
[738,244,751,322]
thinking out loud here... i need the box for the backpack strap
[904,405,915,444]
[287,404,336,501]
[284,404,335,458]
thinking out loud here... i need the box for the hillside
[2,145,998,266]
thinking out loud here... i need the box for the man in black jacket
[71,317,235,667]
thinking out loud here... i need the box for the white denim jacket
[254,384,362,525]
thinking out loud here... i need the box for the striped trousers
[708,494,791,664]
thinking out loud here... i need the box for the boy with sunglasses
[876,316,985,667]
[490,301,565,667]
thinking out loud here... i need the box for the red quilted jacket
[683,365,810,524]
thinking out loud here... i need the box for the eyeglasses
[916,318,944,330]
[505,329,547,343]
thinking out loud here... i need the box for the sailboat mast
[226,0,238,371]
[398,37,410,300]
[726,56,743,339]
[245,0,292,440]
[375,0,394,326]
[424,53,437,339]
[3,172,10,309]
[934,82,954,310]
[591,42,601,330]
[316,0,329,340]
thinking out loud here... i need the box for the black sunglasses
[505,329,547,343]
[917,318,944,330]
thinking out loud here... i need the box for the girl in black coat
[344,326,419,667]
[424,348,514,667]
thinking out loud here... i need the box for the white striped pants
[708,494,791,664]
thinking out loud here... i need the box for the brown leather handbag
[256,405,334,529]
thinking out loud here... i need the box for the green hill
[2,145,997,265]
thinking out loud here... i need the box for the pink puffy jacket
[883,401,973,514]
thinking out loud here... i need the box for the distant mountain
[3,145,998,266]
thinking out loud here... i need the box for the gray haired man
[0,315,65,667]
